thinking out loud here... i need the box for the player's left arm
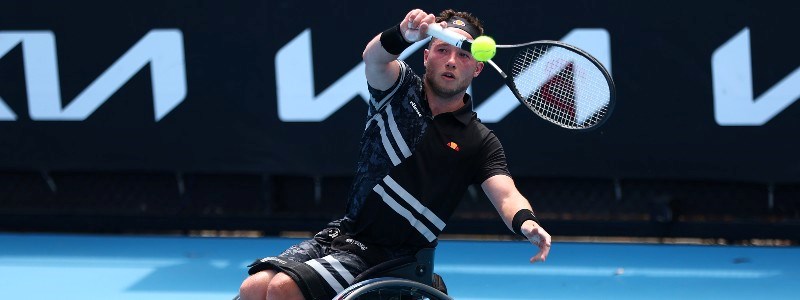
[481,174,552,263]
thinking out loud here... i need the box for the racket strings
[510,45,611,129]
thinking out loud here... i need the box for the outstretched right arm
[362,9,436,91]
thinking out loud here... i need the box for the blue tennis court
[1,233,797,299]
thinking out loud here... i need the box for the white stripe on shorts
[322,256,355,284]
[305,259,345,293]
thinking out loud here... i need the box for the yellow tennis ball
[471,36,496,62]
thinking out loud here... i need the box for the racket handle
[426,23,471,51]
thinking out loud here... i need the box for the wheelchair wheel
[332,277,452,300]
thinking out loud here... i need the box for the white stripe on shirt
[370,61,407,111]
[386,105,412,159]
[373,113,401,165]
[373,185,437,242]
[383,175,446,230]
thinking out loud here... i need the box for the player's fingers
[530,244,546,263]
[528,228,551,263]
[421,13,436,25]
[419,22,429,35]
[530,243,550,263]
[405,9,424,29]
[540,241,551,258]
[530,254,546,263]
[530,254,543,263]
[531,226,553,246]
[401,14,412,29]
[542,232,553,249]
[412,13,427,29]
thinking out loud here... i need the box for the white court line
[0,257,182,268]
[436,265,781,279]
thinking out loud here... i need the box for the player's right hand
[400,9,436,43]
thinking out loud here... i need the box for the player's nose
[445,52,458,68]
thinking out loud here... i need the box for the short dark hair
[435,9,484,36]
[428,9,484,49]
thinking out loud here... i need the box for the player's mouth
[441,72,456,80]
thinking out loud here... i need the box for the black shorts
[247,222,416,299]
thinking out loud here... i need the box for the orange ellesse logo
[446,142,460,151]
[452,20,466,27]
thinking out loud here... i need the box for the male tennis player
[239,8,551,300]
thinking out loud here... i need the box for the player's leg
[239,224,343,299]
[240,248,372,299]
[265,272,304,300]
[239,269,277,300]
[239,269,306,300]
[239,228,335,299]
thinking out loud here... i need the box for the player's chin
[427,78,468,98]
[438,77,469,89]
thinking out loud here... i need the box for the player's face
[423,30,483,99]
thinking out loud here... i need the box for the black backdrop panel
[1,1,799,182]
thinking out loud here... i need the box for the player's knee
[266,273,304,300]
[239,270,275,300]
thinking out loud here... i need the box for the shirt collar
[451,93,475,126]
[420,83,475,126]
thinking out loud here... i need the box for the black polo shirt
[342,61,510,248]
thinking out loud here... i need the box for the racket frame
[426,24,616,130]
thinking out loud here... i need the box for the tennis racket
[426,23,615,130]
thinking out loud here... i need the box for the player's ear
[474,61,484,77]
[423,48,429,66]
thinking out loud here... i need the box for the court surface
[0,233,797,299]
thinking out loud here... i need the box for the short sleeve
[474,131,512,184]
[367,60,415,113]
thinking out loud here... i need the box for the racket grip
[426,23,471,51]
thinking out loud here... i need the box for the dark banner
[1,1,798,182]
